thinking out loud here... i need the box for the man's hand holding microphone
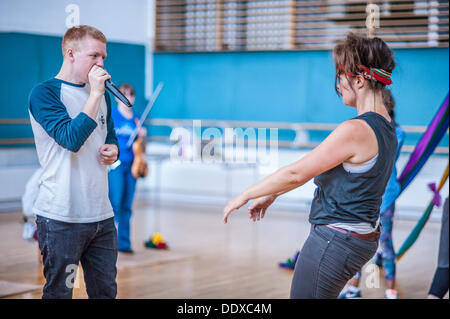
[84,65,118,165]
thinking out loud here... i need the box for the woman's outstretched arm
[223,119,376,223]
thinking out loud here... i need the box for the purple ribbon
[428,183,442,207]
[398,94,449,182]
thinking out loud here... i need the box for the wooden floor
[0,198,447,299]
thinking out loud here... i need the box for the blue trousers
[108,161,137,251]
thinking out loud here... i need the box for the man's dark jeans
[36,215,118,299]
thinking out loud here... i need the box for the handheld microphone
[105,79,132,107]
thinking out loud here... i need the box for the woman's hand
[223,194,249,224]
[248,194,277,222]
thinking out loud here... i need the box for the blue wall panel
[152,48,449,146]
[0,31,448,148]
[153,49,449,127]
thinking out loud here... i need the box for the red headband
[339,63,392,85]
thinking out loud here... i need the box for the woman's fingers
[248,208,262,222]
[248,201,257,210]
[251,210,256,222]
[223,195,249,224]
[223,204,235,224]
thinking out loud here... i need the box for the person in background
[427,196,449,299]
[108,83,146,254]
[21,167,43,263]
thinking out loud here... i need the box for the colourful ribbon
[382,93,449,211]
[338,63,392,85]
[428,183,442,207]
[396,163,449,261]
[400,95,449,190]
[358,65,392,85]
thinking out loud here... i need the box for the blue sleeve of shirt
[395,126,406,161]
[104,92,120,158]
[28,83,97,153]
[380,125,406,212]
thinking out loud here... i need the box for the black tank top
[309,112,397,227]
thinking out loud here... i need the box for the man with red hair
[28,25,119,299]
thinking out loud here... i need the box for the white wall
[0,0,155,45]
[1,145,448,221]
[139,143,449,221]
